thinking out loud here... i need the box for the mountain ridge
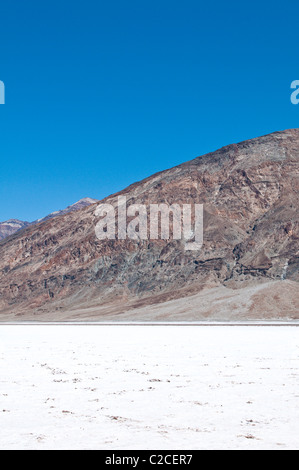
[0,197,98,241]
[0,129,298,320]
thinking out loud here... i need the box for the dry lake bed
[0,324,298,450]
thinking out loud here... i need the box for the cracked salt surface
[0,325,298,449]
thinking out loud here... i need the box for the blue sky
[0,0,298,221]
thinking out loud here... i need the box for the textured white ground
[0,325,299,450]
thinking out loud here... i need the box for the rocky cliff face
[0,129,298,320]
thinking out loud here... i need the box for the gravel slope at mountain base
[0,280,297,322]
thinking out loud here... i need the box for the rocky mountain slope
[0,129,298,320]
[0,198,98,241]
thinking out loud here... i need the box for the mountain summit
[34,197,98,223]
[0,129,298,320]
[0,219,30,241]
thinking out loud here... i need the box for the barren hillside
[0,129,298,320]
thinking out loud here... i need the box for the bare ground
[1,280,298,322]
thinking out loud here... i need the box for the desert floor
[0,324,298,450]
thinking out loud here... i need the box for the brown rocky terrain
[0,129,298,321]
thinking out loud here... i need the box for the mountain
[0,219,30,241]
[0,129,298,321]
[34,197,99,224]
[0,198,98,241]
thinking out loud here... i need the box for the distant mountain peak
[36,197,99,223]
[0,197,99,241]
[0,219,30,241]
[2,219,28,225]
[74,197,98,204]
[64,197,98,211]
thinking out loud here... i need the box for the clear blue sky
[0,0,298,222]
